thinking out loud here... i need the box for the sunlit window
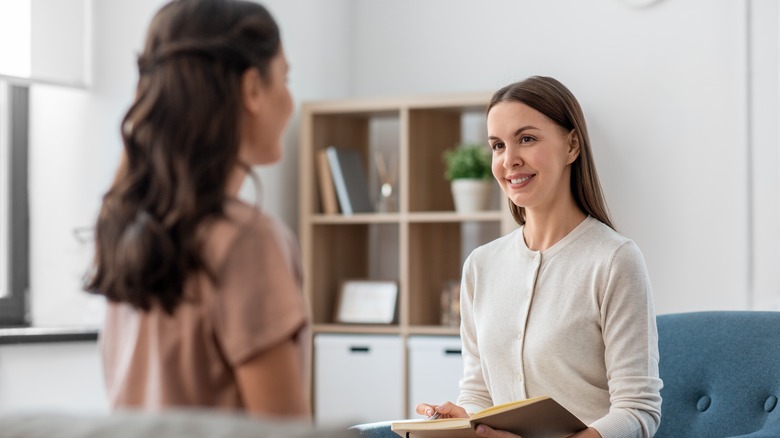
[0,1,32,79]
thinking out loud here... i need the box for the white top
[457,216,662,438]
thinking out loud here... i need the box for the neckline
[517,216,594,258]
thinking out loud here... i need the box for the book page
[471,395,550,420]
[392,417,470,431]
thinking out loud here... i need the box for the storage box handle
[444,349,462,355]
[350,346,371,353]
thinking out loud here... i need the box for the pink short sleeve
[210,216,307,366]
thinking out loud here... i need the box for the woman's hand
[474,425,521,437]
[568,427,602,438]
[473,425,600,438]
[414,401,469,419]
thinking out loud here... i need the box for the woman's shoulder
[201,200,296,271]
[580,216,632,248]
[578,217,645,264]
[223,199,291,238]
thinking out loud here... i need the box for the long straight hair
[85,0,281,314]
[488,76,615,230]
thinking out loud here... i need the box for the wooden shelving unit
[299,93,516,418]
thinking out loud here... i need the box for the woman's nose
[503,146,522,169]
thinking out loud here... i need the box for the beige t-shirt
[100,201,309,411]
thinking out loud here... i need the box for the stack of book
[317,146,374,215]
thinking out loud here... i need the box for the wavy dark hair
[488,76,614,230]
[85,0,281,314]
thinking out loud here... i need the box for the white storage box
[407,336,463,418]
[314,334,403,425]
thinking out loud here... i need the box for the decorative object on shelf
[334,280,398,324]
[440,280,461,327]
[374,151,398,212]
[443,143,492,213]
[325,146,375,215]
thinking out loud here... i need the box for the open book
[390,396,587,438]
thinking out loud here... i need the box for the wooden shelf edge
[404,325,460,336]
[407,210,503,223]
[312,324,401,335]
[311,324,461,337]
[311,213,400,224]
[301,92,492,114]
[309,210,504,224]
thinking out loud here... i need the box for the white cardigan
[457,216,662,438]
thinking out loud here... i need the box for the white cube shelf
[314,334,403,426]
[407,335,463,418]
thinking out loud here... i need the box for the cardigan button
[765,396,778,413]
[696,395,711,412]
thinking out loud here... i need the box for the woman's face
[239,47,293,165]
[487,101,579,213]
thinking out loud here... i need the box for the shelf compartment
[309,223,400,325]
[407,220,502,326]
[306,111,401,217]
[407,109,461,212]
[408,222,462,326]
[406,106,490,213]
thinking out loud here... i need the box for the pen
[427,412,441,420]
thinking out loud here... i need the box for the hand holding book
[416,401,470,420]
[393,396,587,438]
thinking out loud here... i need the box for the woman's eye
[520,136,535,144]
[490,142,505,151]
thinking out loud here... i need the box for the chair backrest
[656,311,780,438]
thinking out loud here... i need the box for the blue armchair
[655,311,780,437]
[355,311,780,437]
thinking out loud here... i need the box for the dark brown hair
[85,0,281,314]
[488,76,614,230]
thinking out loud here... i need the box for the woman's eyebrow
[488,125,538,141]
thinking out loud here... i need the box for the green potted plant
[443,143,492,212]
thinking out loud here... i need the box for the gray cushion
[0,409,358,438]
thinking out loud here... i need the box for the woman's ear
[566,130,581,164]
[241,67,264,114]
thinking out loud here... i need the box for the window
[0,0,89,327]
[0,0,90,88]
[0,82,29,326]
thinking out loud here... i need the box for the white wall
[0,342,106,412]
[352,0,780,314]
[749,0,780,311]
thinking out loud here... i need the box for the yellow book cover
[390,396,586,438]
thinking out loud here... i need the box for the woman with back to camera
[416,77,662,437]
[86,0,308,417]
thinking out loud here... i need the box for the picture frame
[334,280,398,324]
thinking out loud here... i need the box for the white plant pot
[451,179,491,213]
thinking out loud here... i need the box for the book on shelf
[316,149,339,214]
[390,395,586,438]
[325,146,374,215]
